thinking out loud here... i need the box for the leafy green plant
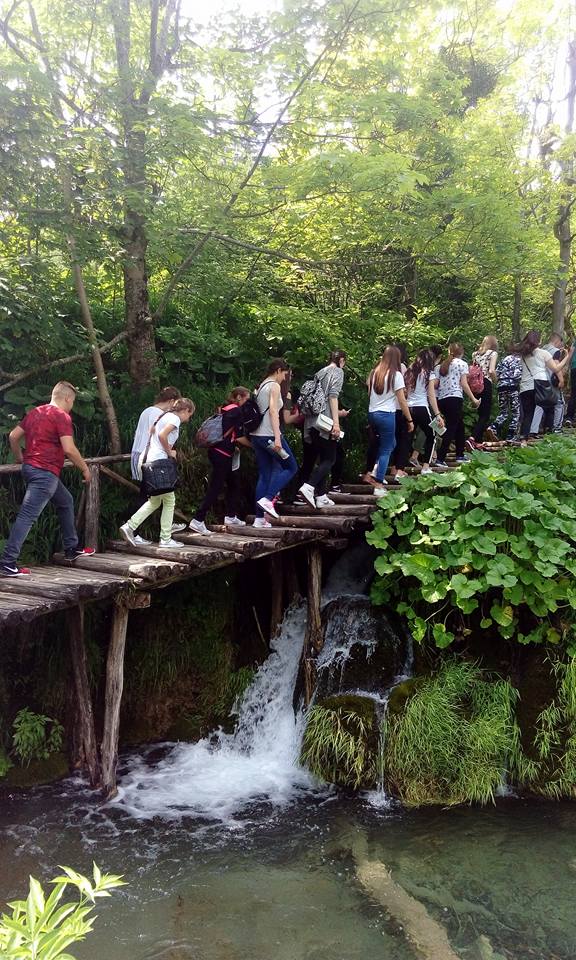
[11,709,64,766]
[382,660,519,806]
[301,695,378,789]
[0,863,125,959]
[0,748,12,779]
[369,436,576,651]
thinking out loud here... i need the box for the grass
[301,694,378,789]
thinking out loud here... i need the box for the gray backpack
[297,375,326,416]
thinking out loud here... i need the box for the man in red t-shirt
[1,381,94,577]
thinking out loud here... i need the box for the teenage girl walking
[366,346,414,494]
[250,359,298,527]
[470,335,498,444]
[120,398,195,548]
[186,387,251,536]
[404,349,444,474]
[517,330,573,439]
[435,344,480,468]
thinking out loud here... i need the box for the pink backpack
[468,362,485,396]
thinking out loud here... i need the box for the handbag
[523,358,559,410]
[314,413,345,440]
[140,413,180,496]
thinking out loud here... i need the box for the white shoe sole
[298,486,317,509]
[257,498,279,519]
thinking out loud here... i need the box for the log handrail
[0,453,131,475]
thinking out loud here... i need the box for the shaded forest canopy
[0,0,574,447]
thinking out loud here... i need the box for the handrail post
[84,463,101,550]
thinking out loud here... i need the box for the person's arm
[546,347,574,374]
[8,426,25,464]
[157,422,177,458]
[426,381,442,420]
[461,374,481,407]
[395,389,414,432]
[268,383,282,451]
[489,352,498,382]
[329,394,341,438]
[60,436,90,482]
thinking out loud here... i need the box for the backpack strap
[143,411,170,465]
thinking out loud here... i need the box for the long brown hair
[224,386,250,406]
[405,349,435,393]
[439,342,464,377]
[370,346,402,395]
[515,329,541,357]
[476,335,498,354]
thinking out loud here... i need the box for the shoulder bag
[140,413,180,497]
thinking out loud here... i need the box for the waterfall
[114,605,315,823]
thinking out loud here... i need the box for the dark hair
[515,329,541,357]
[330,349,347,365]
[430,344,443,360]
[265,358,290,376]
[405,349,435,393]
[370,345,402,395]
[225,386,251,405]
[155,386,182,403]
[392,342,408,367]
[439,342,464,377]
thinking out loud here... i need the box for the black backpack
[238,397,264,435]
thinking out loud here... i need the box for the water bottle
[267,439,290,460]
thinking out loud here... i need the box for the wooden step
[280,503,374,517]
[246,514,355,533]
[54,552,189,583]
[173,531,264,558]
[107,540,237,571]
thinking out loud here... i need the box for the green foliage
[0,863,125,960]
[514,657,576,799]
[213,667,256,719]
[0,748,12,779]
[369,436,576,651]
[11,709,64,766]
[301,695,378,789]
[382,660,519,806]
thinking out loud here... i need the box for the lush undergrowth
[368,434,576,653]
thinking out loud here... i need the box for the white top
[131,405,164,455]
[369,371,405,413]
[251,379,282,436]
[520,349,552,391]
[408,370,437,409]
[146,411,180,462]
[472,350,497,376]
[436,358,469,400]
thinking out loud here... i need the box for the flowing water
[1,553,576,959]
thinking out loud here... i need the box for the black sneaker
[0,563,31,577]
[65,547,96,560]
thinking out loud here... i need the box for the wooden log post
[303,544,323,706]
[283,550,301,606]
[84,463,101,550]
[269,554,284,641]
[66,604,101,788]
[101,591,151,798]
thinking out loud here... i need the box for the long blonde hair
[439,342,464,377]
[477,335,498,353]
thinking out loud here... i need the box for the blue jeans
[1,464,78,565]
[251,435,298,517]
[368,411,396,481]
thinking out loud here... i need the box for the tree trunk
[552,39,576,336]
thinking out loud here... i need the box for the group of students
[1,328,574,575]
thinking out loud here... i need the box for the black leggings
[410,406,435,463]
[194,448,240,521]
[308,428,338,496]
[519,389,536,438]
[472,378,493,442]
[438,397,465,460]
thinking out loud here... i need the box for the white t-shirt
[520,349,552,392]
[145,411,180,462]
[408,370,437,409]
[369,371,405,413]
[131,405,164,455]
[436,358,469,400]
[251,379,283,437]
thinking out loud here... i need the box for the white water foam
[113,605,316,823]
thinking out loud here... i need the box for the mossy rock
[387,677,423,715]
[3,752,69,789]
[301,694,380,789]
[165,715,204,742]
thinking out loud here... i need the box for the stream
[1,549,575,959]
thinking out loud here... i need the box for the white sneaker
[298,483,316,508]
[225,516,246,526]
[257,497,279,519]
[160,538,183,549]
[374,487,389,498]
[253,517,272,528]
[316,494,335,507]
[134,534,152,545]
[188,519,212,536]
[171,522,187,533]
[420,466,433,475]
[119,523,138,546]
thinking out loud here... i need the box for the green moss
[3,752,68,788]
[301,694,379,789]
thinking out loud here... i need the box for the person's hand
[273,438,282,453]
[82,467,91,484]
[339,408,351,419]
[473,397,481,408]
[169,449,177,459]
[406,420,414,433]
[436,416,445,427]
[331,425,341,439]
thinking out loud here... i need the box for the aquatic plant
[369,435,576,652]
[382,660,519,806]
[11,708,64,767]
[301,695,378,789]
[0,864,124,959]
